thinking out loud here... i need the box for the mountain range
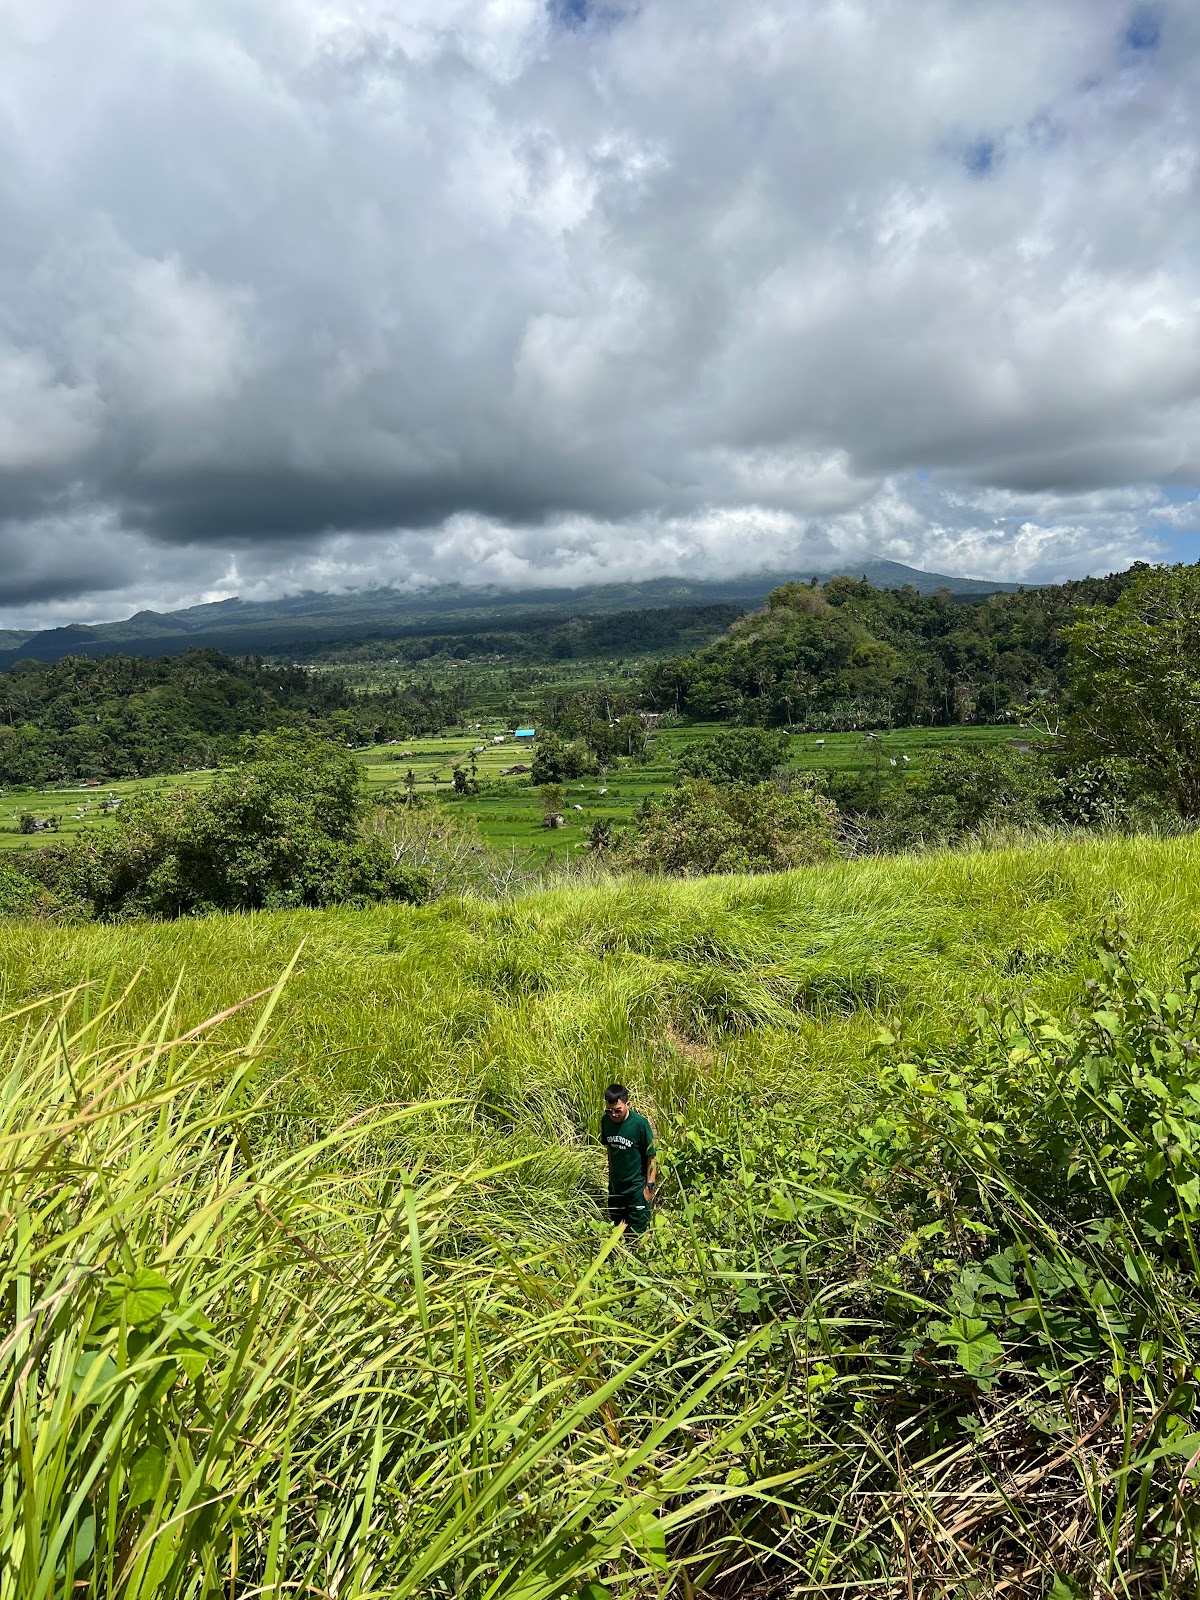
[0,558,1024,667]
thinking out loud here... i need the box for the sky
[1,0,1198,628]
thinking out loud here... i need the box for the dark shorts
[608,1191,652,1234]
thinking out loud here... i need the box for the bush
[663,931,1200,1590]
[1066,562,1200,815]
[619,777,840,875]
[830,744,1171,853]
[530,731,598,785]
[674,726,791,785]
[0,856,50,917]
[29,729,430,919]
[366,798,487,897]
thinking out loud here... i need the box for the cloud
[0,0,1198,623]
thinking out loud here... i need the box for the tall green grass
[2,973,794,1598]
[8,834,1200,1594]
[3,835,1199,1146]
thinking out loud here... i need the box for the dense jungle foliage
[0,650,455,784]
[639,566,1141,728]
[0,730,430,919]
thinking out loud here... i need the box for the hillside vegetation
[9,563,1200,1596]
[640,568,1138,727]
[0,650,454,784]
[7,836,1200,1595]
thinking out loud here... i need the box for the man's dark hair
[604,1083,630,1104]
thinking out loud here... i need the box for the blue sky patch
[550,0,592,29]
[1124,6,1162,53]
[963,137,997,178]
[548,0,627,34]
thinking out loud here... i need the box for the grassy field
[0,720,1035,858]
[6,833,1200,1595]
[0,830,1182,1170]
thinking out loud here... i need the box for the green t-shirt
[600,1108,656,1196]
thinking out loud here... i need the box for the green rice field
[0,720,1036,856]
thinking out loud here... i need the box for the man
[600,1083,658,1236]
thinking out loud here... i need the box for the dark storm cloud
[0,0,1198,624]
[115,453,666,544]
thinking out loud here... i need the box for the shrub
[663,930,1200,1590]
[619,777,840,875]
[674,726,791,785]
[29,729,430,919]
[530,731,598,785]
[366,798,487,897]
[829,744,1171,852]
[0,855,48,917]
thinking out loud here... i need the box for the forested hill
[287,602,744,665]
[0,651,452,785]
[0,559,1019,667]
[640,567,1143,728]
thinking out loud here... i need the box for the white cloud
[5,476,1185,631]
[0,0,1197,620]
[0,349,98,471]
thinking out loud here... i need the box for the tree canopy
[674,726,790,784]
[1065,563,1200,816]
[23,729,430,918]
[640,569,1141,730]
[620,779,840,876]
[0,650,453,785]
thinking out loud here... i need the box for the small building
[514,727,535,741]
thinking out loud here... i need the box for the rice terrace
[5,5,1200,1597]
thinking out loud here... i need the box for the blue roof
[514,727,535,736]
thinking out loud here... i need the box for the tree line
[0,649,455,785]
[620,562,1200,868]
[638,567,1141,728]
[291,603,743,665]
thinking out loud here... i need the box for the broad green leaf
[127,1445,165,1507]
[630,1511,668,1570]
[59,1513,95,1578]
[934,1316,1003,1375]
[72,1350,118,1401]
[175,1344,209,1380]
[107,1268,173,1328]
[1048,1575,1084,1600]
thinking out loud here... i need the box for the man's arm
[643,1122,659,1200]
